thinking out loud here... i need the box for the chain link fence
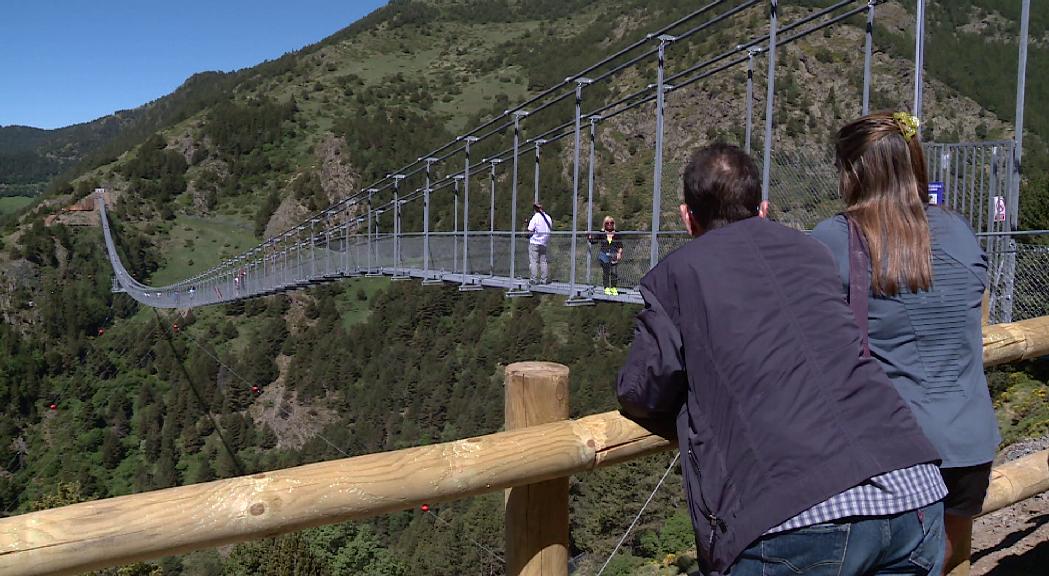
[1001,240,1049,322]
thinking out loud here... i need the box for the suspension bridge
[3,1,1048,575]
[96,0,1045,323]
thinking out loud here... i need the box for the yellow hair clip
[892,112,920,142]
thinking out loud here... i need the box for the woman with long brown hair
[812,112,1001,574]
[588,215,624,295]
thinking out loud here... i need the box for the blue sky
[0,0,388,130]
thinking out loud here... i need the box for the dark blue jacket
[617,217,940,574]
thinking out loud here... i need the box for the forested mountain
[0,71,249,198]
[0,121,126,194]
[1,2,1047,575]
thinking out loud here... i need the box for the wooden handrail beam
[1,315,1048,575]
[0,411,665,576]
[979,449,1049,517]
[982,314,1049,367]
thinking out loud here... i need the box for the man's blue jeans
[730,501,944,575]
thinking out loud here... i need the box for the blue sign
[928,181,944,206]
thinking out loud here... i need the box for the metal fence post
[296,227,304,283]
[342,203,350,276]
[461,137,482,291]
[745,48,756,153]
[863,0,875,115]
[568,78,593,305]
[263,245,269,291]
[422,158,441,284]
[1012,0,1030,228]
[760,0,779,204]
[271,239,279,289]
[324,213,332,277]
[286,233,294,286]
[1001,0,1031,324]
[366,188,381,276]
[393,174,408,280]
[585,115,600,288]
[283,235,292,287]
[393,178,400,276]
[489,159,503,276]
[309,219,317,280]
[277,236,285,288]
[454,175,463,278]
[508,111,531,296]
[377,210,384,271]
[988,146,1002,322]
[531,139,546,286]
[650,34,675,269]
[913,0,926,118]
[355,216,365,274]
[533,139,546,204]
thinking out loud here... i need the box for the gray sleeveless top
[812,207,1000,467]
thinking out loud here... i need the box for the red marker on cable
[420,504,430,512]
[49,403,57,411]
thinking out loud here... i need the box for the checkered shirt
[766,463,947,534]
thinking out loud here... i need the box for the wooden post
[504,362,570,576]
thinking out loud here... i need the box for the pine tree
[101,430,124,469]
[153,449,179,489]
[187,456,215,484]
[214,445,240,479]
[180,422,204,453]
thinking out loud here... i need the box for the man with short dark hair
[617,143,947,575]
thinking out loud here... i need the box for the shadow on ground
[983,538,1049,576]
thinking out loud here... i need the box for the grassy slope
[148,214,257,286]
[0,196,34,215]
[333,277,390,330]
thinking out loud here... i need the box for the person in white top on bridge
[527,202,552,285]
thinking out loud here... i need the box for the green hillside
[1,2,1047,575]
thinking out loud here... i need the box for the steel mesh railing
[1003,241,1049,322]
[762,148,841,230]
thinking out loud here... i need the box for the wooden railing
[2,315,1049,576]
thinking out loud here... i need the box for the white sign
[994,196,1007,223]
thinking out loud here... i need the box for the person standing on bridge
[812,112,1001,575]
[527,202,552,285]
[618,143,946,575]
[588,215,624,296]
